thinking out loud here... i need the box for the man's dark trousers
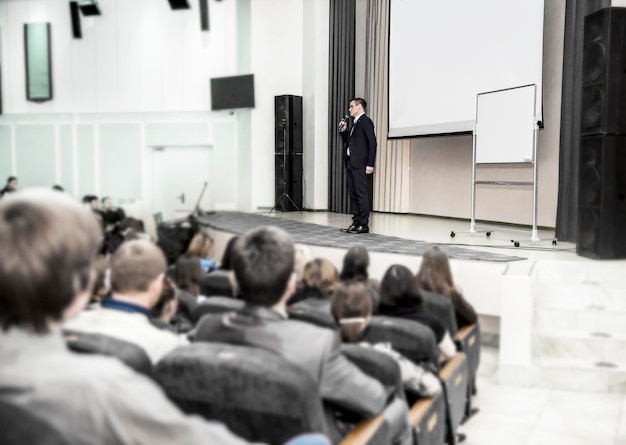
[346,163,369,227]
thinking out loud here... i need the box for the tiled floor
[464,346,626,445]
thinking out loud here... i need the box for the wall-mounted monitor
[210,74,255,111]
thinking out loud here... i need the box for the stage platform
[197,210,626,392]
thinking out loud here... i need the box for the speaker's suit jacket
[195,304,386,419]
[340,114,377,169]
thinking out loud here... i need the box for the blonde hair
[187,232,214,258]
[302,258,339,296]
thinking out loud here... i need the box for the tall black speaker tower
[273,95,303,212]
[578,8,626,258]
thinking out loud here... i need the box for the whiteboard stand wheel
[511,240,520,247]
[450,231,456,238]
[552,240,557,246]
[486,231,492,238]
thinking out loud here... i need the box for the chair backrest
[420,290,458,336]
[0,399,70,445]
[362,316,439,367]
[288,301,336,330]
[155,343,329,444]
[200,270,234,297]
[192,297,244,323]
[63,330,154,378]
[341,344,404,401]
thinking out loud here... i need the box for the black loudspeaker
[577,135,626,258]
[70,2,82,39]
[275,95,303,154]
[581,8,626,136]
[274,95,303,211]
[168,0,190,10]
[200,0,209,31]
[24,23,53,102]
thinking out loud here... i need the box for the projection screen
[388,0,545,137]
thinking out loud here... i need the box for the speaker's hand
[366,166,374,174]
[338,120,348,132]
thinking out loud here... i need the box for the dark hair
[340,246,370,282]
[220,236,239,270]
[151,277,177,318]
[82,195,98,204]
[174,255,203,297]
[101,196,110,203]
[380,264,422,309]
[350,98,367,111]
[0,190,101,333]
[52,185,64,192]
[415,246,456,298]
[232,226,294,306]
[331,282,372,343]
[110,240,166,293]
[302,258,339,298]
[7,176,16,183]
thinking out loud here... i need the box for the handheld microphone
[338,115,349,128]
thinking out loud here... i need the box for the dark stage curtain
[328,0,356,214]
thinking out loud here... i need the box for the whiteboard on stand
[475,84,536,164]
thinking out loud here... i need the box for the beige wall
[407,1,565,227]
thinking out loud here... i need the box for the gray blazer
[195,305,387,419]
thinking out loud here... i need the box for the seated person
[379,264,456,362]
[331,282,441,397]
[0,176,18,197]
[195,226,412,445]
[187,231,218,272]
[339,246,381,311]
[65,239,188,363]
[150,277,180,333]
[416,246,478,329]
[0,189,252,444]
[290,258,340,310]
[219,235,239,270]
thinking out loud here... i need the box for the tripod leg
[283,193,302,213]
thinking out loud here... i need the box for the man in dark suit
[195,226,412,445]
[339,98,377,234]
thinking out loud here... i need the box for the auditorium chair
[454,323,481,420]
[362,316,469,445]
[191,296,244,323]
[63,330,153,378]
[288,302,337,330]
[419,291,458,337]
[0,399,70,445]
[155,343,388,445]
[341,344,405,402]
[199,270,234,297]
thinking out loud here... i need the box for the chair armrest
[453,324,477,345]
[340,413,386,445]
[409,397,435,427]
[439,352,466,381]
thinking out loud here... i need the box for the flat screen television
[210,74,255,111]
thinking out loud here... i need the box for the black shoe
[343,223,356,232]
[348,225,369,234]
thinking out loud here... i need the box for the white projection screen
[389,0,545,137]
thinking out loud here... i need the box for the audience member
[88,257,110,308]
[100,196,126,231]
[52,184,64,192]
[0,176,18,197]
[331,281,441,397]
[293,243,311,279]
[150,277,179,333]
[194,226,413,445]
[0,189,253,444]
[187,231,217,272]
[291,258,340,310]
[339,246,381,311]
[416,246,478,328]
[379,264,456,361]
[219,235,239,270]
[173,255,202,326]
[65,240,188,363]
